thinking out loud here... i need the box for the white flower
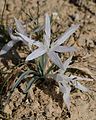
[55,56,93,110]
[20,13,79,69]
[0,18,30,55]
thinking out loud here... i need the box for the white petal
[59,81,71,110]
[63,56,72,72]
[63,75,73,83]
[56,74,72,84]
[17,32,43,47]
[11,35,23,42]
[48,51,64,70]
[54,24,79,46]
[56,74,71,110]
[70,75,93,81]
[33,41,43,47]
[43,34,50,48]
[8,27,22,42]
[53,46,76,53]
[17,32,34,45]
[45,13,51,39]
[26,46,46,61]
[14,18,27,35]
[74,81,89,92]
[55,74,64,82]
[44,13,51,47]
[63,92,71,110]
[0,40,17,55]
[58,56,72,74]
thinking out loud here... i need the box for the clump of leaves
[0,13,94,110]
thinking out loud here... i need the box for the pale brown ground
[0,0,96,120]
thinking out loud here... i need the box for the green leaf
[10,70,34,92]
[23,76,38,93]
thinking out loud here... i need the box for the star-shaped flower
[0,18,32,55]
[19,13,79,69]
[55,56,93,110]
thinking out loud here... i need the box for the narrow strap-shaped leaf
[38,61,44,76]
[23,76,37,93]
[39,53,48,75]
[11,70,34,92]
